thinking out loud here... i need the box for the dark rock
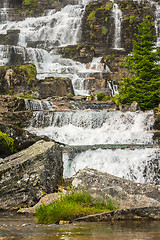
[38,77,74,99]
[72,169,160,209]
[0,140,63,210]
[74,206,160,222]
[153,108,160,144]
[0,30,20,46]
[58,45,95,63]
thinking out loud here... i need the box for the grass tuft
[35,189,118,224]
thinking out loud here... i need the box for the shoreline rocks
[74,206,160,222]
[0,140,63,210]
[72,169,160,209]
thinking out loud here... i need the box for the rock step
[74,206,160,222]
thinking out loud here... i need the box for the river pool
[0,212,160,240]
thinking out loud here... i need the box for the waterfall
[28,110,155,145]
[26,107,159,184]
[112,3,123,50]
[63,148,159,184]
[153,3,160,47]
[106,81,118,96]
[24,99,53,111]
[0,0,9,22]
[0,0,110,95]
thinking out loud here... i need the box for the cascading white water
[25,99,53,111]
[152,1,160,47]
[63,148,159,183]
[112,2,123,50]
[0,0,110,95]
[25,102,159,184]
[28,110,155,145]
[0,0,9,23]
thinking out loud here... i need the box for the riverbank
[0,212,160,240]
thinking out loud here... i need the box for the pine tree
[116,16,160,110]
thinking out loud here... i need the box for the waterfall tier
[27,108,155,145]
[0,0,112,95]
[25,104,159,184]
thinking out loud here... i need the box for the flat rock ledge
[0,140,63,210]
[72,169,160,209]
[74,206,160,222]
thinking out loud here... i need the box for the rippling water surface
[0,212,160,240]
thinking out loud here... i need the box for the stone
[74,206,160,222]
[72,169,160,209]
[119,101,140,112]
[18,192,62,214]
[0,64,37,95]
[38,77,74,99]
[0,140,63,210]
[0,30,20,46]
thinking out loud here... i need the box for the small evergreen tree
[116,16,160,110]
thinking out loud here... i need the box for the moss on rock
[0,64,37,95]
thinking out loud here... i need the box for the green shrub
[97,92,105,101]
[102,95,110,101]
[35,189,118,224]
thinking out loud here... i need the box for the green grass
[35,190,118,224]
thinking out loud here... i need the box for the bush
[96,92,105,101]
[96,92,110,101]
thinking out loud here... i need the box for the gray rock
[0,140,63,210]
[119,101,140,112]
[74,206,160,222]
[72,169,160,209]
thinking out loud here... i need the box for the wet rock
[74,206,160,222]
[58,45,95,63]
[0,64,37,95]
[72,169,160,209]
[18,192,62,214]
[0,30,20,46]
[0,140,63,210]
[38,77,74,99]
[119,101,140,112]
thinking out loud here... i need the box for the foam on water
[28,110,155,145]
[63,148,159,183]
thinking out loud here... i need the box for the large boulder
[0,140,63,210]
[0,64,37,95]
[38,77,74,99]
[72,169,160,209]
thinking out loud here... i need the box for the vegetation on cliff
[0,131,16,157]
[22,0,57,16]
[35,189,117,224]
[0,64,37,95]
[115,16,160,110]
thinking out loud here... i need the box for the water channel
[0,212,160,240]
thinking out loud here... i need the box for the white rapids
[25,101,160,184]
